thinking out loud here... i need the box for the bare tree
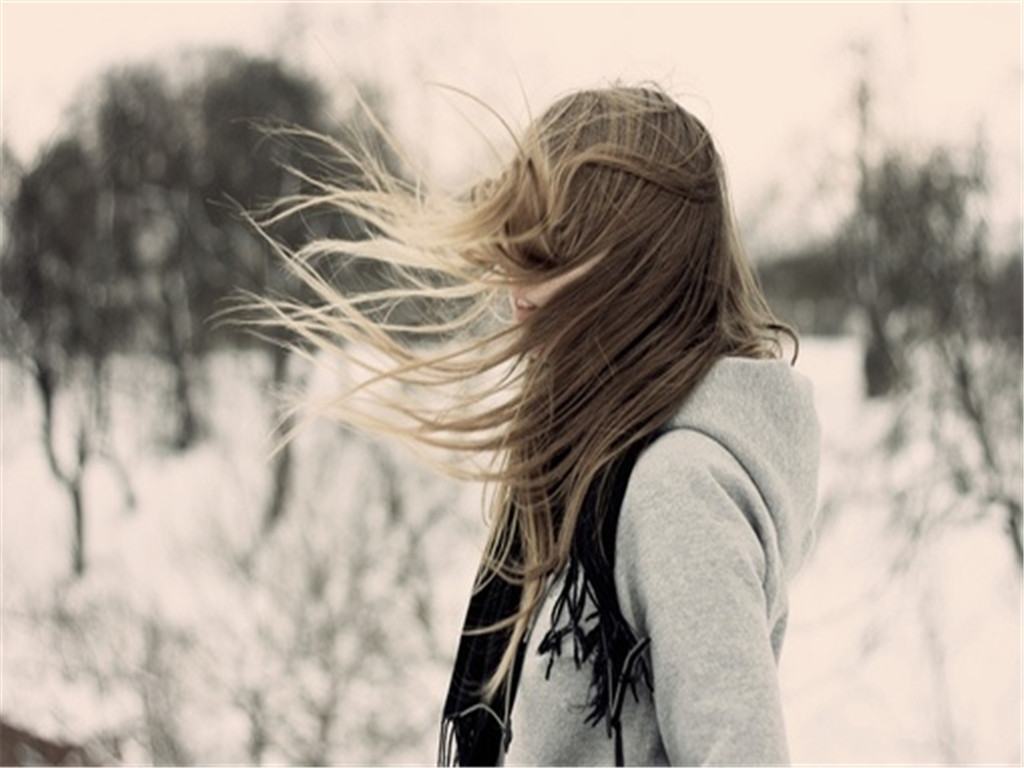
[1,136,133,577]
[832,42,1022,567]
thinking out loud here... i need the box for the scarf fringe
[437,426,666,767]
[532,429,666,765]
[535,551,655,734]
[438,701,510,767]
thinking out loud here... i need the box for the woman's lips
[511,296,537,321]
[514,304,535,321]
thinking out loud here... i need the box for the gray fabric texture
[500,355,822,767]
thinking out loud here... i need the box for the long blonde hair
[218,78,798,702]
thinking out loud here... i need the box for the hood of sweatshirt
[662,354,822,583]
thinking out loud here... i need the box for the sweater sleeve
[614,427,791,766]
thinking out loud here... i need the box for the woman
[228,80,821,766]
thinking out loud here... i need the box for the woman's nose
[509,288,537,308]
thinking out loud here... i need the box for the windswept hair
[218,79,798,702]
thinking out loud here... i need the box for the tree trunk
[862,307,902,399]
[171,352,198,450]
[1005,497,1023,571]
[34,361,90,578]
[263,346,293,533]
[71,478,85,578]
[140,620,190,766]
[159,267,200,451]
[244,690,267,765]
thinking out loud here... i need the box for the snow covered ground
[2,335,1020,764]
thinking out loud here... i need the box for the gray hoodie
[501,355,822,766]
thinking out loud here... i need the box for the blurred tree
[832,55,1022,566]
[90,63,204,450]
[0,141,23,248]
[1,43,482,765]
[199,429,463,765]
[2,47,432,569]
[0,135,136,577]
[755,243,853,337]
[186,49,333,531]
[183,48,404,532]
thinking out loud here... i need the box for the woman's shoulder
[618,427,770,575]
[611,423,797,765]
[625,426,755,510]
[613,425,786,637]
[622,356,822,593]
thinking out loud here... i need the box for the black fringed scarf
[437,424,668,767]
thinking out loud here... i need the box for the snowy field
[2,334,1020,764]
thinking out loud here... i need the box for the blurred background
[1,2,1020,764]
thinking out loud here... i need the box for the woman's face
[508,258,597,322]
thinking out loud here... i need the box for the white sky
[2,1,1020,251]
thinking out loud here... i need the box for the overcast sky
[3,2,1020,252]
